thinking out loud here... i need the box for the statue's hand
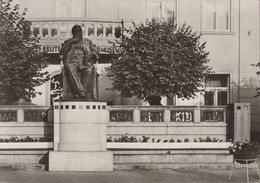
[69,38,80,44]
[91,52,99,60]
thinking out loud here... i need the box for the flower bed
[0,136,53,149]
[107,134,227,143]
[0,136,53,143]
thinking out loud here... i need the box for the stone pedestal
[234,103,251,142]
[49,101,113,171]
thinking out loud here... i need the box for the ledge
[0,142,232,150]
[0,142,53,149]
[201,31,235,35]
[107,142,232,150]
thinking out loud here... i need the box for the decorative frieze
[0,111,17,122]
[110,111,133,122]
[171,111,193,122]
[108,106,227,123]
[24,110,48,122]
[140,111,164,122]
[201,110,225,122]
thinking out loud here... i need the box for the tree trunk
[146,96,161,105]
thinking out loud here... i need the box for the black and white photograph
[0,0,260,182]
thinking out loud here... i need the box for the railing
[30,19,124,42]
[107,106,227,123]
[0,105,52,123]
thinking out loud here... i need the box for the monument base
[49,151,113,171]
[50,101,113,171]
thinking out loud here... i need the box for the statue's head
[72,25,82,39]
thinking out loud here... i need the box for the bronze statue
[60,25,99,100]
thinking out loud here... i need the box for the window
[150,0,176,21]
[202,0,231,32]
[56,0,86,18]
[204,74,229,106]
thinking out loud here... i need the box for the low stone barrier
[107,142,233,170]
[107,106,229,141]
[0,105,53,139]
[0,142,52,171]
[0,142,232,170]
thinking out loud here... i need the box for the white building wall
[12,0,260,131]
[239,0,260,132]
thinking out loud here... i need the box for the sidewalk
[0,168,259,183]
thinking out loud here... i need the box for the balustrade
[0,105,226,123]
[108,106,227,123]
[30,19,123,41]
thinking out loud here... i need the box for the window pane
[218,2,229,30]
[206,74,228,87]
[217,91,228,105]
[152,2,161,21]
[205,3,216,30]
[205,91,214,105]
[163,2,174,20]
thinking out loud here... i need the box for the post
[164,109,171,123]
[17,108,24,123]
[194,107,201,123]
[233,103,251,142]
[133,109,140,123]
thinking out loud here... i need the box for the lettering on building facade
[41,45,120,54]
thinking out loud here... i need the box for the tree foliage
[0,0,49,104]
[109,19,212,105]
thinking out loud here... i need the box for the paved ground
[0,169,260,183]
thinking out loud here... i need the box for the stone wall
[0,104,250,142]
[107,106,229,142]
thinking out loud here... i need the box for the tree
[0,0,49,104]
[251,62,260,97]
[109,19,212,105]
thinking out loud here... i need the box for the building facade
[14,0,260,135]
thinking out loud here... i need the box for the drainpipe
[238,0,241,102]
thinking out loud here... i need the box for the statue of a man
[60,25,99,99]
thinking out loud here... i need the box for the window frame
[55,0,87,18]
[204,74,230,106]
[148,0,177,22]
[201,0,233,34]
